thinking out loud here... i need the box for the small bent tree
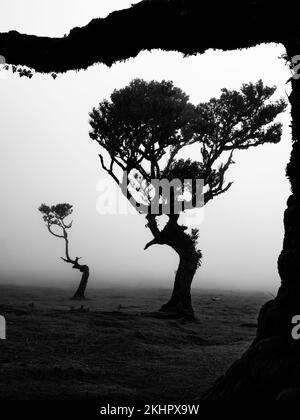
[89,79,286,319]
[39,203,90,300]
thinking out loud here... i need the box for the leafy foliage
[193,80,286,151]
[89,79,195,177]
[89,78,286,213]
[39,203,73,236]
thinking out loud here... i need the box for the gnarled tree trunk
[146,215,201,319]
[72,264,89,300]
[62,235,90,301]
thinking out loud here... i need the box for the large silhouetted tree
[89,78,286,319]
[39,203,90,300]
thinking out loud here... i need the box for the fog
[0,1,292,292]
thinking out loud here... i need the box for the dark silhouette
[39,203,89,300]
[89,78,286,319]
[0,1,294,73]
[2,0,300,399]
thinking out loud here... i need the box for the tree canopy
[89,78,286,214]
[39,203,73,238]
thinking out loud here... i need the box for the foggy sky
[0,1,292,292]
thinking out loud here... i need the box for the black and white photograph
[0,0,300,409]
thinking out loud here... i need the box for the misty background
[0,1,292,292]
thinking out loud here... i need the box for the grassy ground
[0,285,268,400]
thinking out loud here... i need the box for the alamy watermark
[291,315,300,340]
[0,315,6,340]
[96,171,205,227]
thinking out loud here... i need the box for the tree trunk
[160,250,199,319]
[72,265,89,300]
[146,215,201,319]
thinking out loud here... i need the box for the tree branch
[0,1,281,75]
[47,223,64,239]
[99,152,150,214]
[99,154,120,185]
[144,238,159,250]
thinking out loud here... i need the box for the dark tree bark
[160,222,200,319]
[0,1,294,74]
[145,215,201,319]
[61,234,90,301]
[71,263,90,300]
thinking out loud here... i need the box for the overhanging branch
[0,0,288,75]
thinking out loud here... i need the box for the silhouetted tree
[39,203,89,300]
[89,79,286,319]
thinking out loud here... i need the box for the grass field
[0,284,268,400]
